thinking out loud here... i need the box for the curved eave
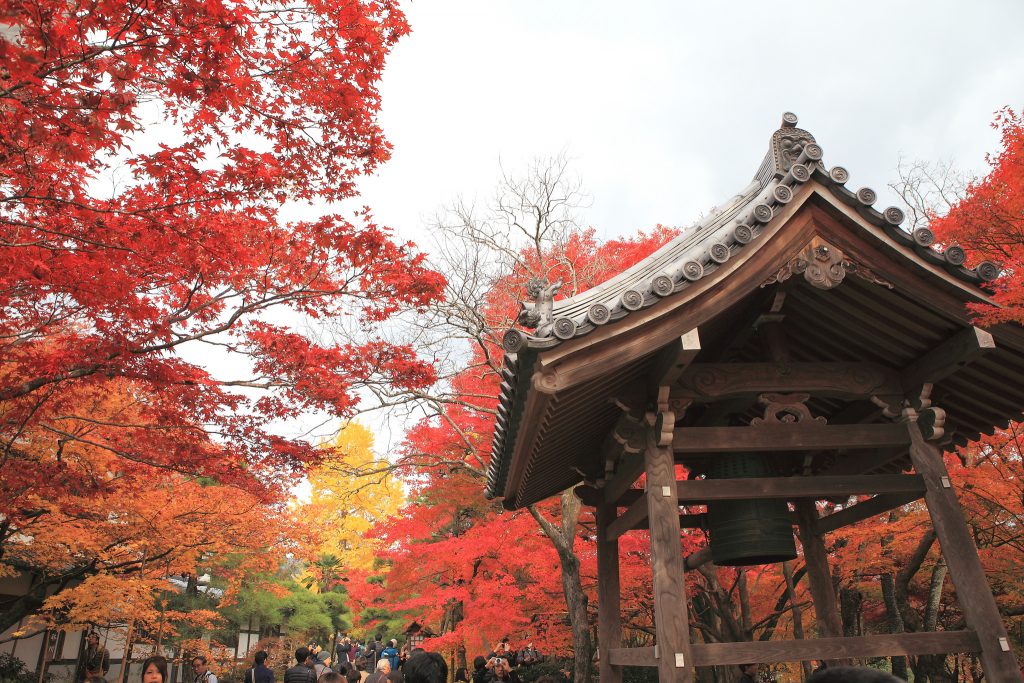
[485,183,1002,505]
[504,164,995,356]
[484,120,1003,504]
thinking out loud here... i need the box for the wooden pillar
[596,503,623,683]
[906,420,1023,681]
[794,501,846,648]
[644,428,693,683]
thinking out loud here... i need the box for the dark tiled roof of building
[485,113,998,502]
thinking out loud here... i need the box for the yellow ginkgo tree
[302,422,405,581]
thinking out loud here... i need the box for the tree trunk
[880,572,908,680]
[439,599,465,683]
[783,562,813,681]
[737,571,752,639]
[529,492,594,683]
[915,559,952,683]
[839,586,863,637]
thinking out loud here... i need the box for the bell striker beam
[906,419,1024,681]
[596,502,623,683]
[644,422,693,682]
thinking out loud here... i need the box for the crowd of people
[77,632,914,683]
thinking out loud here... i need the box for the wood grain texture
[606,492,649,540]
[672,423,910,453]
[901,326,995,392]
[649,329,701,394]
[604,452,646,505]
[674,475,924,504]
[596,503,623,683]
[644,428,693,682]
[606,475,925,507]
[673,362,902,401]
[907,420,1024,680]
[608,631,980,667]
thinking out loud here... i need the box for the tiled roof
[500,113,995,357]
[485,113,998,502]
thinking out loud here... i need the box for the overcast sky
[353,0,1024,251]
[219,1,1024,459]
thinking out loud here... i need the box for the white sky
[184,0,1024,464]
[356,0,1024,250]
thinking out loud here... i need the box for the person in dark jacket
[403,652,447,683]
[365,659,391,683]
[244,651,274,683]
[470,656,488,683]
[80,633,110,681]
[285,647,318,683]
[485,658,519,683]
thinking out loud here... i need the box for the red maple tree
[931,107,1024,322]
[0,0,443,628]
[346,227,680,671]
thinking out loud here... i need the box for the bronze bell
[705,453,797,566]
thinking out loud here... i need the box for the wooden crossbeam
[672,362,902,401]
[603,452,645,505]
[622,511,803,533]
[902,326,995,392]
[675,475,924,504]
[607,631,981,668]
[607,474,924,507]
[673,423,910,453]
[649,328,701,393]
[818,446,906,476]
[815,491,924,534]
[605,493,649,540]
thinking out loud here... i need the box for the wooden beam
[596,504,622,683]
[673,423,910,453]
[815,491,924,534]
[901,326,995,392]
[633,512,802,532]
[673,362,902,401]
[649,328,701,393]
[818,446,906,476]
[604,452,645,505]
[608,475,925,507]
[906,421,1023,680]
[608,632,981,667]
[643,429,693,682]
[675,475,924,504]
[606,492,650,540]
[684,547,713,571]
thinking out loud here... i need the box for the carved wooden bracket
[891,385,947,441]
[762,236,895,291]
[655,411,676,446]
[751,392,826,426]
[918,407,946,441]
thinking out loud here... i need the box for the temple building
[485,113,1023,681]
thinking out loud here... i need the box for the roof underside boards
[486,113,1023,509]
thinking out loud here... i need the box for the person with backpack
[379,640,400,672]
